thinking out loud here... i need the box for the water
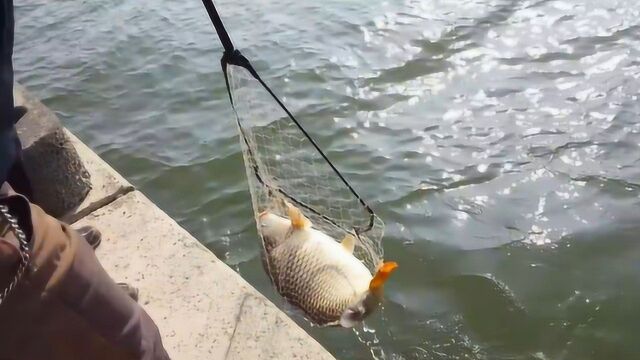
[13,0,640,359]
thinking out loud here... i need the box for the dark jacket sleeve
[0,0,19,185]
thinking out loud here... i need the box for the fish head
[339,292,380,328]
[339,261,398,328]
[258,211,291,251]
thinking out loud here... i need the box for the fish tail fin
[369,261,398,293]
[285,201,311,230]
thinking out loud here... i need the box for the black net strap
[200,0,376,235]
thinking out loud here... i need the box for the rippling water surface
[13,0,640,358]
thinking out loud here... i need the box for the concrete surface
[75,191,335,360]
[17,84,336,359]
[13,84,92,218]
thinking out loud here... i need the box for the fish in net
[201,0,397,327]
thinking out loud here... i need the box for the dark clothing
[6,152,32,199]
[0,0,14,124]
[0,0,34,200]
[0,0,22,189]
[0,183,171,359]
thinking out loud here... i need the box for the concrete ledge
[75,190,335,360]
[13,84,136,223]
[61,128,134,224]
[13,84,92,218]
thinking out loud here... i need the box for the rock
[13,84,91,218]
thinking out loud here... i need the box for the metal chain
[0,204,31,306]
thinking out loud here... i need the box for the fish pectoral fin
[369,261,399,293]
[285,201,311,230]
[340,234,356,254]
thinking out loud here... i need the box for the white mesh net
[227,64,385,276]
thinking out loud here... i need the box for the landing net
[228,65,385,276]
[200,0,385,277]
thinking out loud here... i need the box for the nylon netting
[227,64,385,275]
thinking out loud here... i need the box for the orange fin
[369,261,398,292]
[286,202,311,230]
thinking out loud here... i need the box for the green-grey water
[13,0,640,359]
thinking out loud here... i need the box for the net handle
[200,0,235,54]
[200,0,376,235]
